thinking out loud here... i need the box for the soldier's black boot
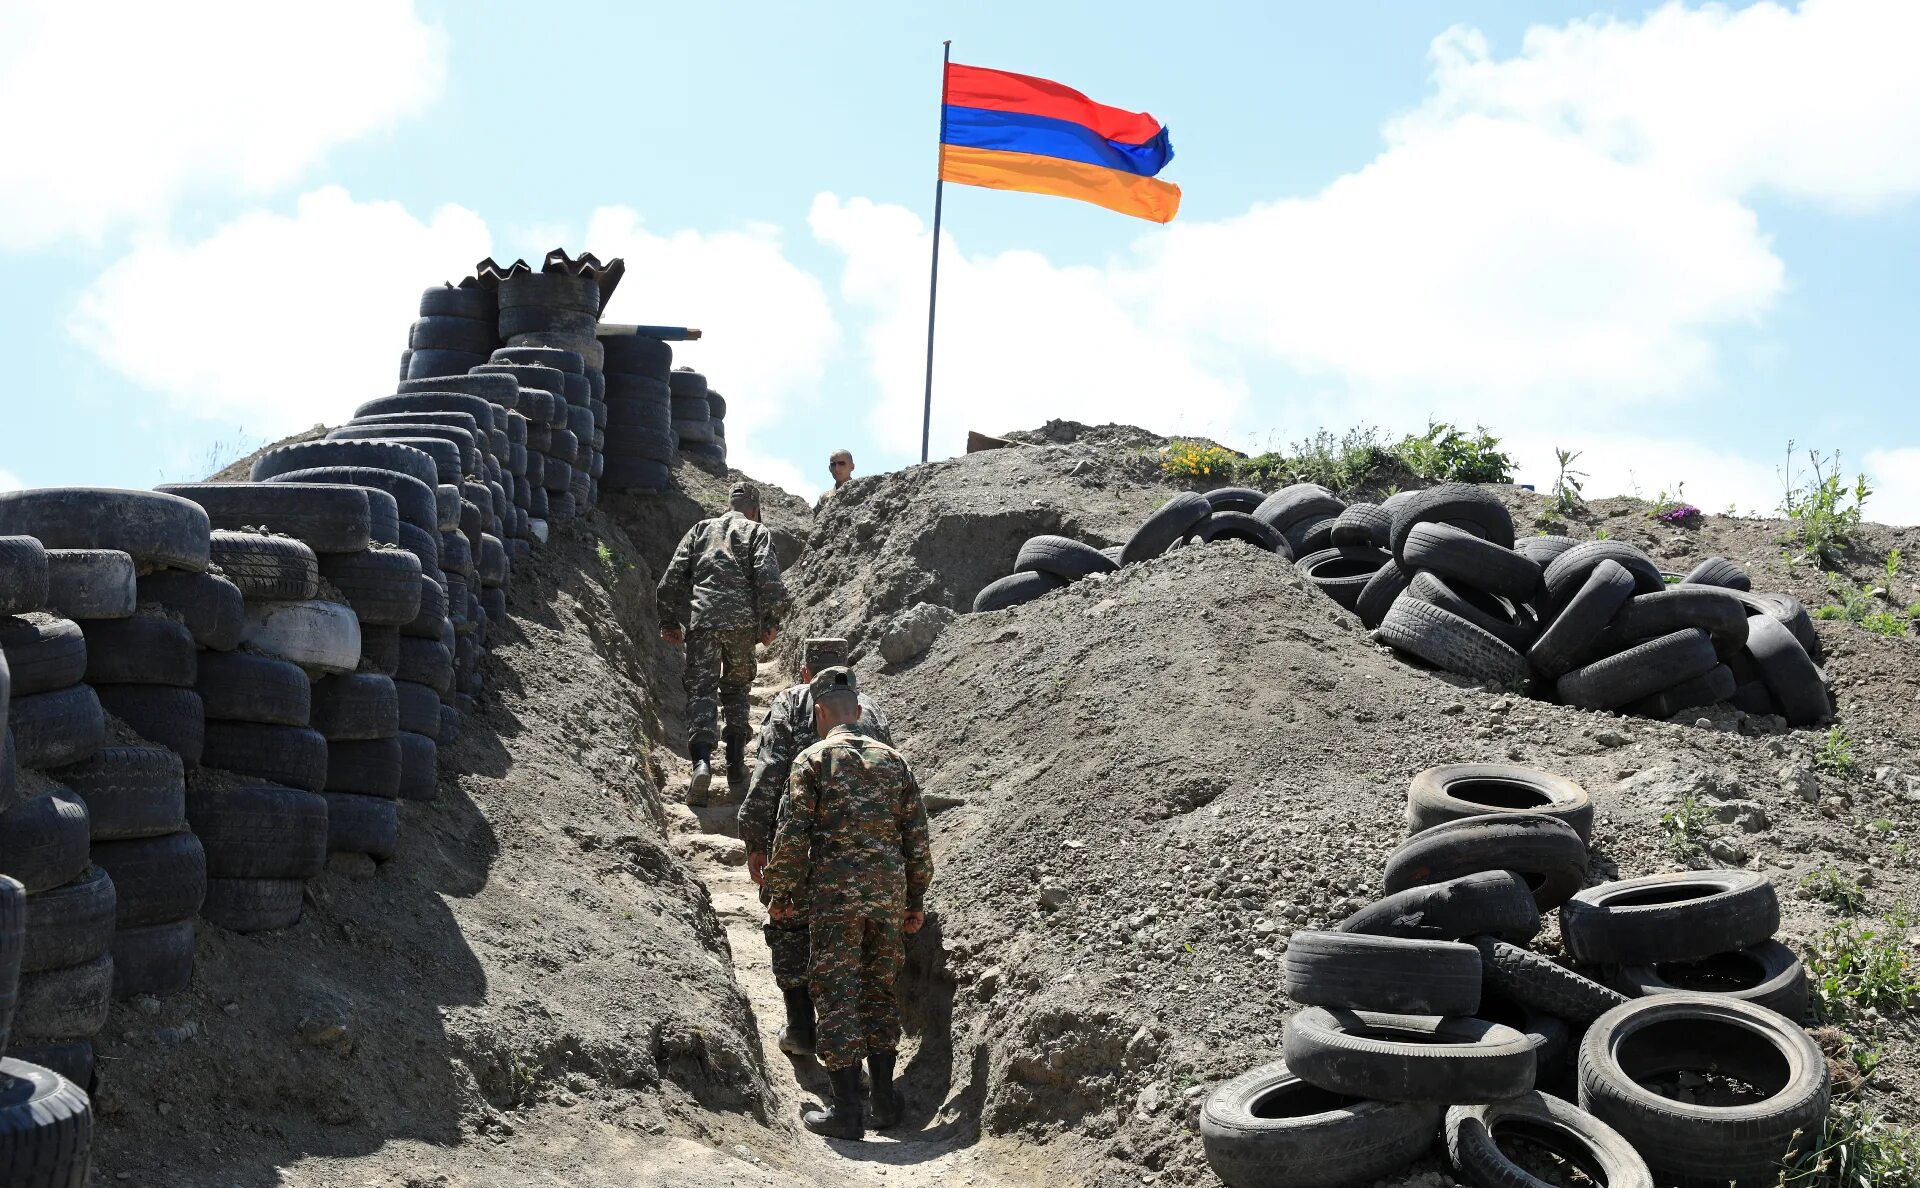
[688,743,712,804]
[802,1065,866,1140]
[776,987,815,1056]
[867,1050,902,1129]
[724,735,748,802]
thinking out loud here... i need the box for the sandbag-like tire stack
[703,388,728,467]
[491,262,605,520]
[668,369,718,464]
[0,491,221,1066]
[0,584,113,1084]
[0,873,97,1182]
[402,282,497,384]
[599,333,676,493]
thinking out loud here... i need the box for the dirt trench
[664,657,1056,1188]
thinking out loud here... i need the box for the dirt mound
[87,462,790,1184]
[768,423,1920,1187]
[782,429,1173,664]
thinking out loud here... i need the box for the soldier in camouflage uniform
[765,666,931,1140]
[657,482,789,804]
[740,637,895,1059]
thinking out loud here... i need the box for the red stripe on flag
[944,63,1163,146]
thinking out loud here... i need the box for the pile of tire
[1203,762,1828,1188]
[668,369,721,465]
[0,490,224,1086]
[970,485,1317,613]
[0,874,96,1183]
[599,333,676,493]
[492,262,608,515]
[400,281,499,385]
[1309,484,1833,725]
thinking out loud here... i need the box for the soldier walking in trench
[764,666,931,1140]
[656,482,789,804]
[740,637,895,1059]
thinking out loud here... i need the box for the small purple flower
[1658,503,1703,527]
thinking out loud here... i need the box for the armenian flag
[938,63,1180,223]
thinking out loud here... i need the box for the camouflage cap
[803,637,850,672]
[808,665,858,704]
[729,482,759,510]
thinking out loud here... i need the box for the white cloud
[1505,431,1787,519]
[811,0,1917,514]
[1409,0,1920,213]
[69,186,490,434]
[0,468,21,493]
[587,206,839,496]
[810,194,1249,457]
[0,0,444,249]
[66,193,841,499]
[1864,449,1920,526]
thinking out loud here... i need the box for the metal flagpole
[920,40,952,464]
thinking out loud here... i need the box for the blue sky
[3,0,1917,517]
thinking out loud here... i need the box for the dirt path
[670,657,1050,1188]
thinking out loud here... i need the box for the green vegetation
[594,539,632,579]
[1778,1101,1920,1187]
[1799,866,1868,914]
[1547,447,1587,520]
[1392,422,1515,484]
[1159,440,1238,480]
[1813,551,1915,637]
[1160,421,1515,492]
[1805,907,1920,1023]
[1780,442,1872,568]
[1813,576,1914,637]
[1815,726,1858,777]
[1659,792,1713,859]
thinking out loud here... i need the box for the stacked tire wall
[0,248,723,1178]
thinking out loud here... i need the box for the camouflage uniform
[764,724,932,1072]
[656,510,789,754]
[740,683,894,990]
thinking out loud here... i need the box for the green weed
[1215,422,1513,493]
[1779,442,1872,568]
[1593,526,1612,541]
[1548,447,1587,519]
[1805,912,1920,1023]
[1814,570,1916,637]
[1394,421,1514,485]
[1659,792,1713,859]
[1799,866,1868,914]
[1815,727,1858,777]
[1777,1100,1920,1187]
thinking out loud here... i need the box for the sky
[2,0,1917,518]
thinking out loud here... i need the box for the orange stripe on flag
[938,144,1181,224]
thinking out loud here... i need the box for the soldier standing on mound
[657,482,789,804]
[740,637,894,1059]
[765,666,931,1140]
